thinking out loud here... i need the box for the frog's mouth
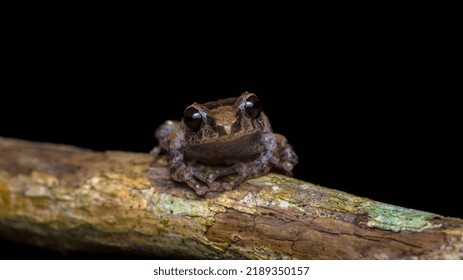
[194,131,260,146]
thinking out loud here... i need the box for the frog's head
[182,92,271,145]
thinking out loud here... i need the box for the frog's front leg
[222,133,278,190]
[205,166,236,190]
[166,138,212,195]
[171,164,211,195]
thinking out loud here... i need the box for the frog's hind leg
[151,120,181,156]
[273,133,298,176]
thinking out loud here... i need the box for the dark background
[0,12,460,259]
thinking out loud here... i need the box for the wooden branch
[0,137,461,259]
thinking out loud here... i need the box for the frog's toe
[282,162,293,172]
[222,182,234,191]
[195,185,209,196]
[150,146,162,156]
[181,176,209,195]
[209,181,221,191]
[206,173,217,183]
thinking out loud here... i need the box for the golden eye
[183,107,203,131]
[244,95,262,119]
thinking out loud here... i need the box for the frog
[152,92,298,195]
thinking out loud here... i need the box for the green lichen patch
[154,193,215,218]
[364,202,441,232]
[250,173,443,234]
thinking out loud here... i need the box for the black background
[0,12,461,259]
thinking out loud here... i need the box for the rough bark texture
[0,137,462,259]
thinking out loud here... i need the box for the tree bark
[0,137,461,259]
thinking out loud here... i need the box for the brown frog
[152,92,298,195]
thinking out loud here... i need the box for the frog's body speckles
[153,92,298,195]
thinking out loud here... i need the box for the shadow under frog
[152,92,298,195]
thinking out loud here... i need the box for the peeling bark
[0,137,462,259]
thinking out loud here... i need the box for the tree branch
[0,137,461,259]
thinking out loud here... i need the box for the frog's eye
[244,95,262,119]
[183,107,203,131]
